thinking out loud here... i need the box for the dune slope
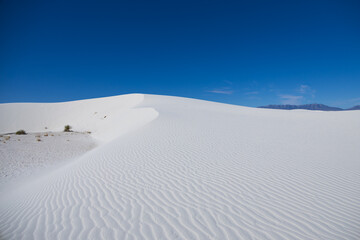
[0,94,360,240]
[0,94,158,142]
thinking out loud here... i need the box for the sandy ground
[0,94,359,240]
[0,132,97,186]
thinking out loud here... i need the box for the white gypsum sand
[0,94,359,239]
[0,132,97,187]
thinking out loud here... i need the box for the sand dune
[0,94,359,239]
[0,94,158,142]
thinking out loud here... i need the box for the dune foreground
[0,94,360,239]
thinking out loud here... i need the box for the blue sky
[1,0,359,108]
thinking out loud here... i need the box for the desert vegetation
[16,130,27,135]
[64,125,72,132]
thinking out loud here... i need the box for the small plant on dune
[64,125,72,132]
[16,130,26,135]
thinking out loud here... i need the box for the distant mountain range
[347,105,360,110]
[258,104,360,111]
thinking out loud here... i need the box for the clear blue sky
[1,0,359,108]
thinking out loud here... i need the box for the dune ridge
[1,94,360,239]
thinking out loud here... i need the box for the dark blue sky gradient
[1,0,360,107]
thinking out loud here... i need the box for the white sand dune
[0,94,360,239]
[0,94,158,142]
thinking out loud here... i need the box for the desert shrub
[16,130,26,135]
[64,125,72,132]
[44,133,48,136]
